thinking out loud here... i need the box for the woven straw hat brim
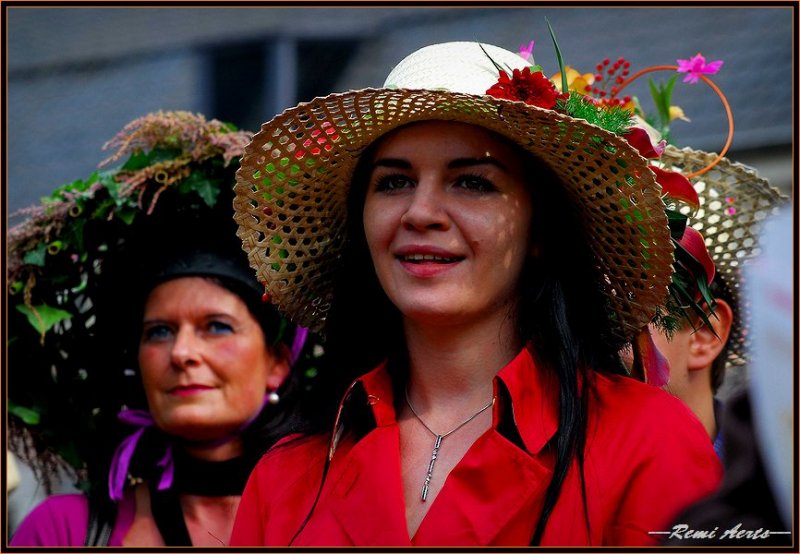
[234,87,674,343]
[658,145,788,365]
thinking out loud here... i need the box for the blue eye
[208,321,234,334]
[454,174,497,193]
[142,325,173,342]
[374,174,415,192]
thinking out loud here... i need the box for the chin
[399,302,472,326]
[159,411,237,442]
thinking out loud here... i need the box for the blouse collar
[330,345,559,459]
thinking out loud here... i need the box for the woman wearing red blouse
[229,41,722,546]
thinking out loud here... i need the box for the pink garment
[10,492,135,546]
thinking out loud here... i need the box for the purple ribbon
[289,326,309,366]
[108,409,174,502]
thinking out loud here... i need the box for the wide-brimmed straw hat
[658,145,788,365]
[234,42,678,344]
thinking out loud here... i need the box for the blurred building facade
[7,6,794,212]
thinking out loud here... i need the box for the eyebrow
[371,156,509,171]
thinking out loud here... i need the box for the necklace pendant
[421,435,443,502]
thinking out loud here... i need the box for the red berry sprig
[589,56,633,106]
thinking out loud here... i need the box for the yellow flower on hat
[550,66,594,94]
[669,105,690,122]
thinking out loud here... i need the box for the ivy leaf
[120,148,181,171]
[179,171,220,207]
[16,303,72,334]
[8,401,40,425]
[23,243,48,266]
[116,207,138,225]
[63,218,86,254]
[43,172,99,203]
[91,198,115,220]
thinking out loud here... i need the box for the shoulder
[583,373,722,543]
[254,433,329,476]
[587,372,721,465]
[233,434,329,546]
[590,371,705,431]
[244,434,329,510]
[10,494,90,546]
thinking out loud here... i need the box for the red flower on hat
[486,67,560,109]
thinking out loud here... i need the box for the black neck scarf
[149,451,255,546]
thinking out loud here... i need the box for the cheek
[363,199,393,259]
[465,208,532,265]
[138,345,168,390]
[224,341,273,389]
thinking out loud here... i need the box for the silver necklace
[405,388,495,501]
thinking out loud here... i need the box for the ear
[265,343,291,391]
[687,299,733,371]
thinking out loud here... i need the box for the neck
[669,368,718,439]
[682,388,718,439]
[180,438,243,462]
[402,312,520,410]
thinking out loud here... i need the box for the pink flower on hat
[676,53,723,84]
[518,40,535,63]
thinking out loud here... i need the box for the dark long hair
[286,125,625,544]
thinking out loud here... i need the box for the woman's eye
[454,175,497,193]
[142,325,172,342]
[208,321,234,335]
[373,174,415,192]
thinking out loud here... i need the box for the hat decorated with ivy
[233,29,732,386]
[7,111,319,491]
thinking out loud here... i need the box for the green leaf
[546,18,568,95]
[120,147,181,171]
[8,402,40,425]
[478,43,506,74]
[116,207,138,225]
[91,198,115,220]
[43,172,99,203]
[179,171,220,207]
[666,208,688,237]
[64,218,86,254]
[23,243,48,266]
[16,303,73,334]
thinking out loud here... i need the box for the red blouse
[231,346,722,546]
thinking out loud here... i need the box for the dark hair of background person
[708,275,738,393]
[282,128,627,545]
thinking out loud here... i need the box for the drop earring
[267,391,280,405]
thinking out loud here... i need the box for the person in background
[8,112,317,546]
[662,207,793,546]
[228,40,722,546]
[622,146,787,456]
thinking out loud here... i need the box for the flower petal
[677,226,716,285]
[633,327,670,387]
[625,126,666,159]
[650,166,700,209]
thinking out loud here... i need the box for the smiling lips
[169,384,215,397]
[395,247,465,277]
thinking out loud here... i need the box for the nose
[400,179,450,231]
[170,326,201,369]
